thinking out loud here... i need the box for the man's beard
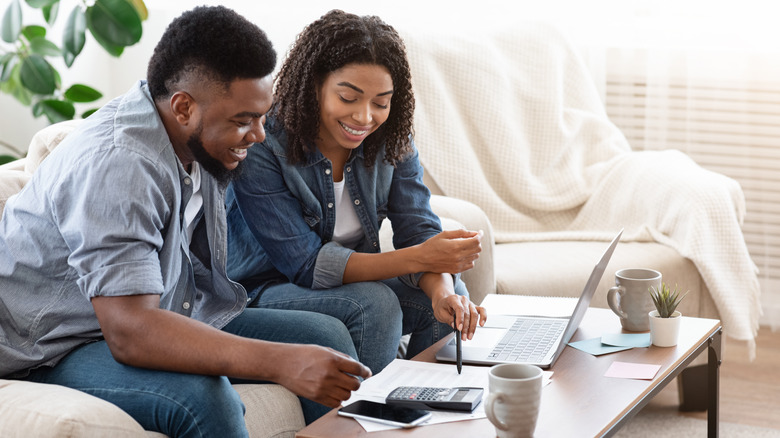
[187,126,244,185]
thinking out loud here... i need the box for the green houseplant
[648,282,688,347]
[1,0,147,158]
[649,282,688,318]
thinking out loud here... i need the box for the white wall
[2,0,779,154]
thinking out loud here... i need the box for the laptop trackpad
[460,327,506,362]
[468,327,507,346]
[481,314,519,329]
[436,326,505,362]
[459,327,505,361]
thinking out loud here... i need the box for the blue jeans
[23,308,358,437]
[252,278,468,372]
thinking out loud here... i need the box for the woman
[226,9,486,373]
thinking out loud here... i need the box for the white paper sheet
[342,358,552,432]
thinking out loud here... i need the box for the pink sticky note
[604,361,661,380]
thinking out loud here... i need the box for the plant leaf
[2,0,22,43]
[81,108,98,118]
[42,1,59,26]
[0,155,18,165]
[31,100,44,116]
[86,0,142,48]
[0,62,33,106]
[52,65,60,88]
[37,98,75,123]
[127,0,147,21]
[25,0,59,8]
[28,36,61,56]
[19,54,56,94]
[62,48,75,67]
[0,53,16,82]
[63,6,86,57]
[84,7,124,56]
[21,24,45,40]
[64,83,102,102]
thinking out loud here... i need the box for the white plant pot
[648,310,681,347]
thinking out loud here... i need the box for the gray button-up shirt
[0,81,246,378]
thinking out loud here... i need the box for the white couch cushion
[494,240,718,319]
[0,379,147,437]
[235,384,305,438]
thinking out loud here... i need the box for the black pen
[454,314,462,374]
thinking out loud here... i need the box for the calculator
[385,386,484,412]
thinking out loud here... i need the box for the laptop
[436,229,623,369]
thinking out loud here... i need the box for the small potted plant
[648,283,688,347]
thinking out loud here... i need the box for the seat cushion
[494,240,717,319]
[0,379,146,437]
[235,384,305,438]
[0,380,305,438]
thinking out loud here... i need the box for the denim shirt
[0,81,246,378]
[226,115,444,300]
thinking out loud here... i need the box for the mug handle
[485,392,509,431]
[607,285,628,319]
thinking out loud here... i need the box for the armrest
[429,195,496,304]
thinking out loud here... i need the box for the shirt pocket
[301,204,321,228]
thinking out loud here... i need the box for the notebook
[435,229,623,369]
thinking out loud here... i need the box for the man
[0,6,370,436]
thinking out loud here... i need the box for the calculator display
[450,389,468,401]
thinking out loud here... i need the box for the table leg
[708,328,722,438]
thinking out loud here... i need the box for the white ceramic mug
[485,363,543,438]
[606,268,662,332]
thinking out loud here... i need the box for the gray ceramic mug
[606,268,662,331]
[485,363,543,438]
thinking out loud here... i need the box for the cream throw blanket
[400,22,761,348]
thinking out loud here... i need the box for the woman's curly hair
[273,9,415,166]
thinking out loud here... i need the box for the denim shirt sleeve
[384,142,460,289]
[230,140,350,289]
[53,147,173,298]
[312,241,353,289]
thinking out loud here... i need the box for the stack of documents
[344,358,552,432]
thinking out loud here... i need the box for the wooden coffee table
[297,307,721,437]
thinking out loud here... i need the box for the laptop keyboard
[488,318,567,363]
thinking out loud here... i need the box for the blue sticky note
[601,333,651,348]
[569,338,633,356]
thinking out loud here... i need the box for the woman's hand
[431,293,487,340]
[414,229,483,274]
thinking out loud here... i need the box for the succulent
[649,283,688,318]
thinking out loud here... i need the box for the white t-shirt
[183,161,203,245]
[332,179,363,248]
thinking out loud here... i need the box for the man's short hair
[147,6,276,101]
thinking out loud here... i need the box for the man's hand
[415,229,482,274]
[432,293,487,340]
[275,345,372,407]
